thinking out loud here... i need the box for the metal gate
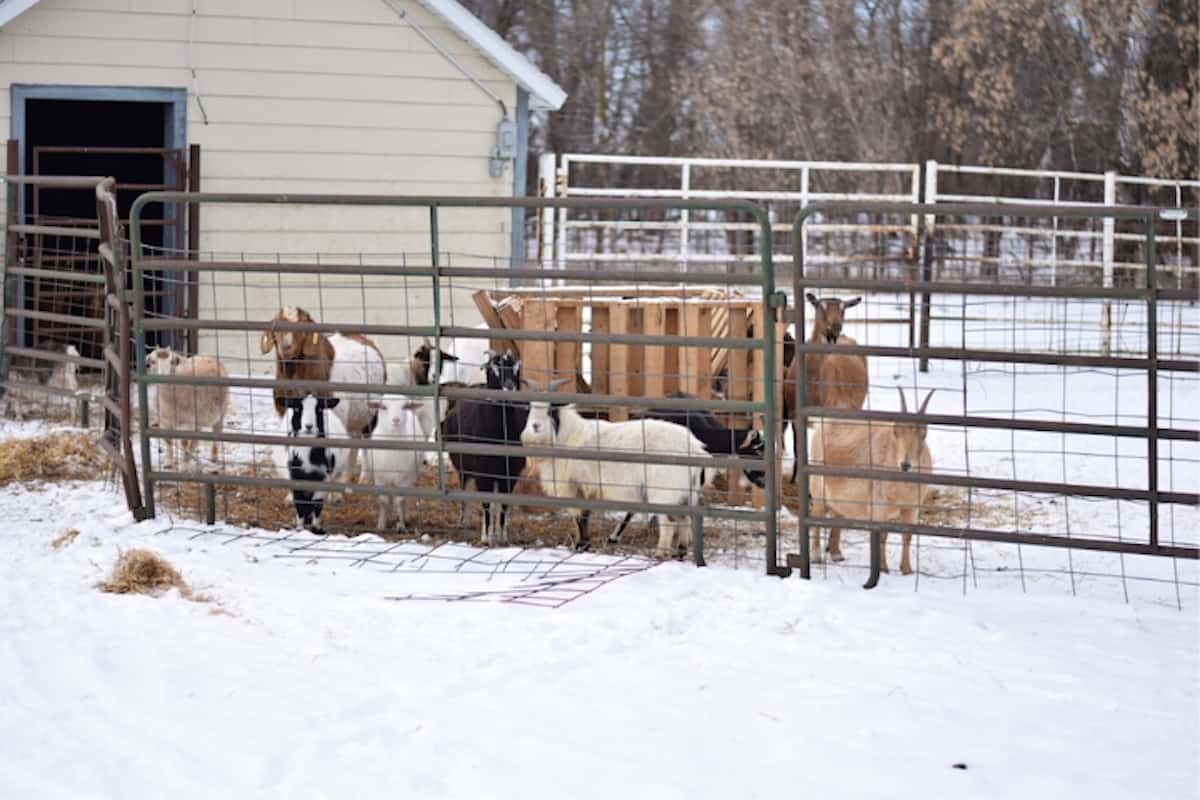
[127,192,782,566]
[787,201,1199,590]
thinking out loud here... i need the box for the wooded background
[464,0,1198,193]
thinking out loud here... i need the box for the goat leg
[210,420,222,462]
[607,512,635,544]
[809,527,825,564]
[654,514,675,559]
[827,527,845,562]
[899,533,913,575]
[574,509,591,551]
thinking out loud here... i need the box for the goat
[144,346,229,468]
[259,306,387,481]
[364,394,425,532]
[785,294,868,482]
[521,386,712,559]
[283,393,347,534]
[710,329,795,400]
[808,388,935,575]
[439,351,527,546]
[607,393,766,543]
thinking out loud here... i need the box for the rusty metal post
[1146,218,1159,547]
[1,140,18,382]
[919,228,934,373]
[185,144,201,355]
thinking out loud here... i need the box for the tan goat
[145,347,229,468]
[808,388,935,576]
[784,294,868,481]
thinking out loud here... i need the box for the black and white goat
[282,393,347,534]
[439,351,527,546]
[638,392,766,489]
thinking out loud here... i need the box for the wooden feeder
[473,287,787,507]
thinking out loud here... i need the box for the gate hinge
[767,292,788,309]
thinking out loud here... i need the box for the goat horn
[548,377,571,390]
[896,386,908,414]
[918,389,936,415]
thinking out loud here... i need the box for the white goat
[808,389,935,575]
[145,347,229,468]
[521,397,712,558]
[282,393,349,534]
[365,394,425,531]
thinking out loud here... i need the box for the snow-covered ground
[1,290,1197,797]
[0,479,1196,800]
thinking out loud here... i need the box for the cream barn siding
[0,0,550,366]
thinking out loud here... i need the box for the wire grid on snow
[161,524,657,608]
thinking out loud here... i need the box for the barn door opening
[12,86,198,355]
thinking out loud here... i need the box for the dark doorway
[14,91,192,353]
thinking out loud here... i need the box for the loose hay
[0,432,106,486]
[98,548,199,600]
[50,528,80,550]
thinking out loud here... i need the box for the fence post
[554,156,567,271]
[679,162,690,266]
[185,143,201,355]
[923,160,938,226]
[0,141,18,383]
[1101,171,1116,356]
[538,153,555,271]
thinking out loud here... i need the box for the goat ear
[403,401,423,412]
[170,353,181,367]
[367,400,381,411]
[259,332,276,354]
[896,386,909,414]
[300,331,323,358]
[442,350,460,362]
[806,293,820,307]
[325,397,340,409]
[843,297,862,309]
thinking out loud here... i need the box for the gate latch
[767,292,788,309]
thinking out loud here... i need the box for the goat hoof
[606,535,620,545]
[574,540,591,552]
[829,551,846,563]
[901,565,914,576]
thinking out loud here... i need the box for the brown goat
[808,389,935,575]
[784,294,868,481]
[260,306,389,482]
[258,307,387,417]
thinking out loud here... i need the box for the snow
[0,480,1196,799]
[0,290,1196,797]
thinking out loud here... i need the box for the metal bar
[4,308,107,329]
[803,463,1198,506]
[152,469,769,524]
[145,427,756,470]
[799,406,1199,441]
[130,196,155,517]
[0,140,17,382]
[430,202,446,496]
[794,276,1182,301]
[1146,220,1159,547]
[918,229,933,372]
[793,518,1199,560]
[1,174,109,187]
[135,257,768,286]
[139,316,770,352]
[130,191,776,216]
[795,341,1198,372]
[4,266,106,284]
[8,223,101,240]
[186,143,201,356]
[33,145,182,155]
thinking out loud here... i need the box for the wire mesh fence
[786,203,1199,607]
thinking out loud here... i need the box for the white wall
[0,0,520,372]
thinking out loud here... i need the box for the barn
[0,0,565,362]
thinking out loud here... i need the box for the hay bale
[98,549,195,599]
[0,432,106,486]
[50,528,79,550]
